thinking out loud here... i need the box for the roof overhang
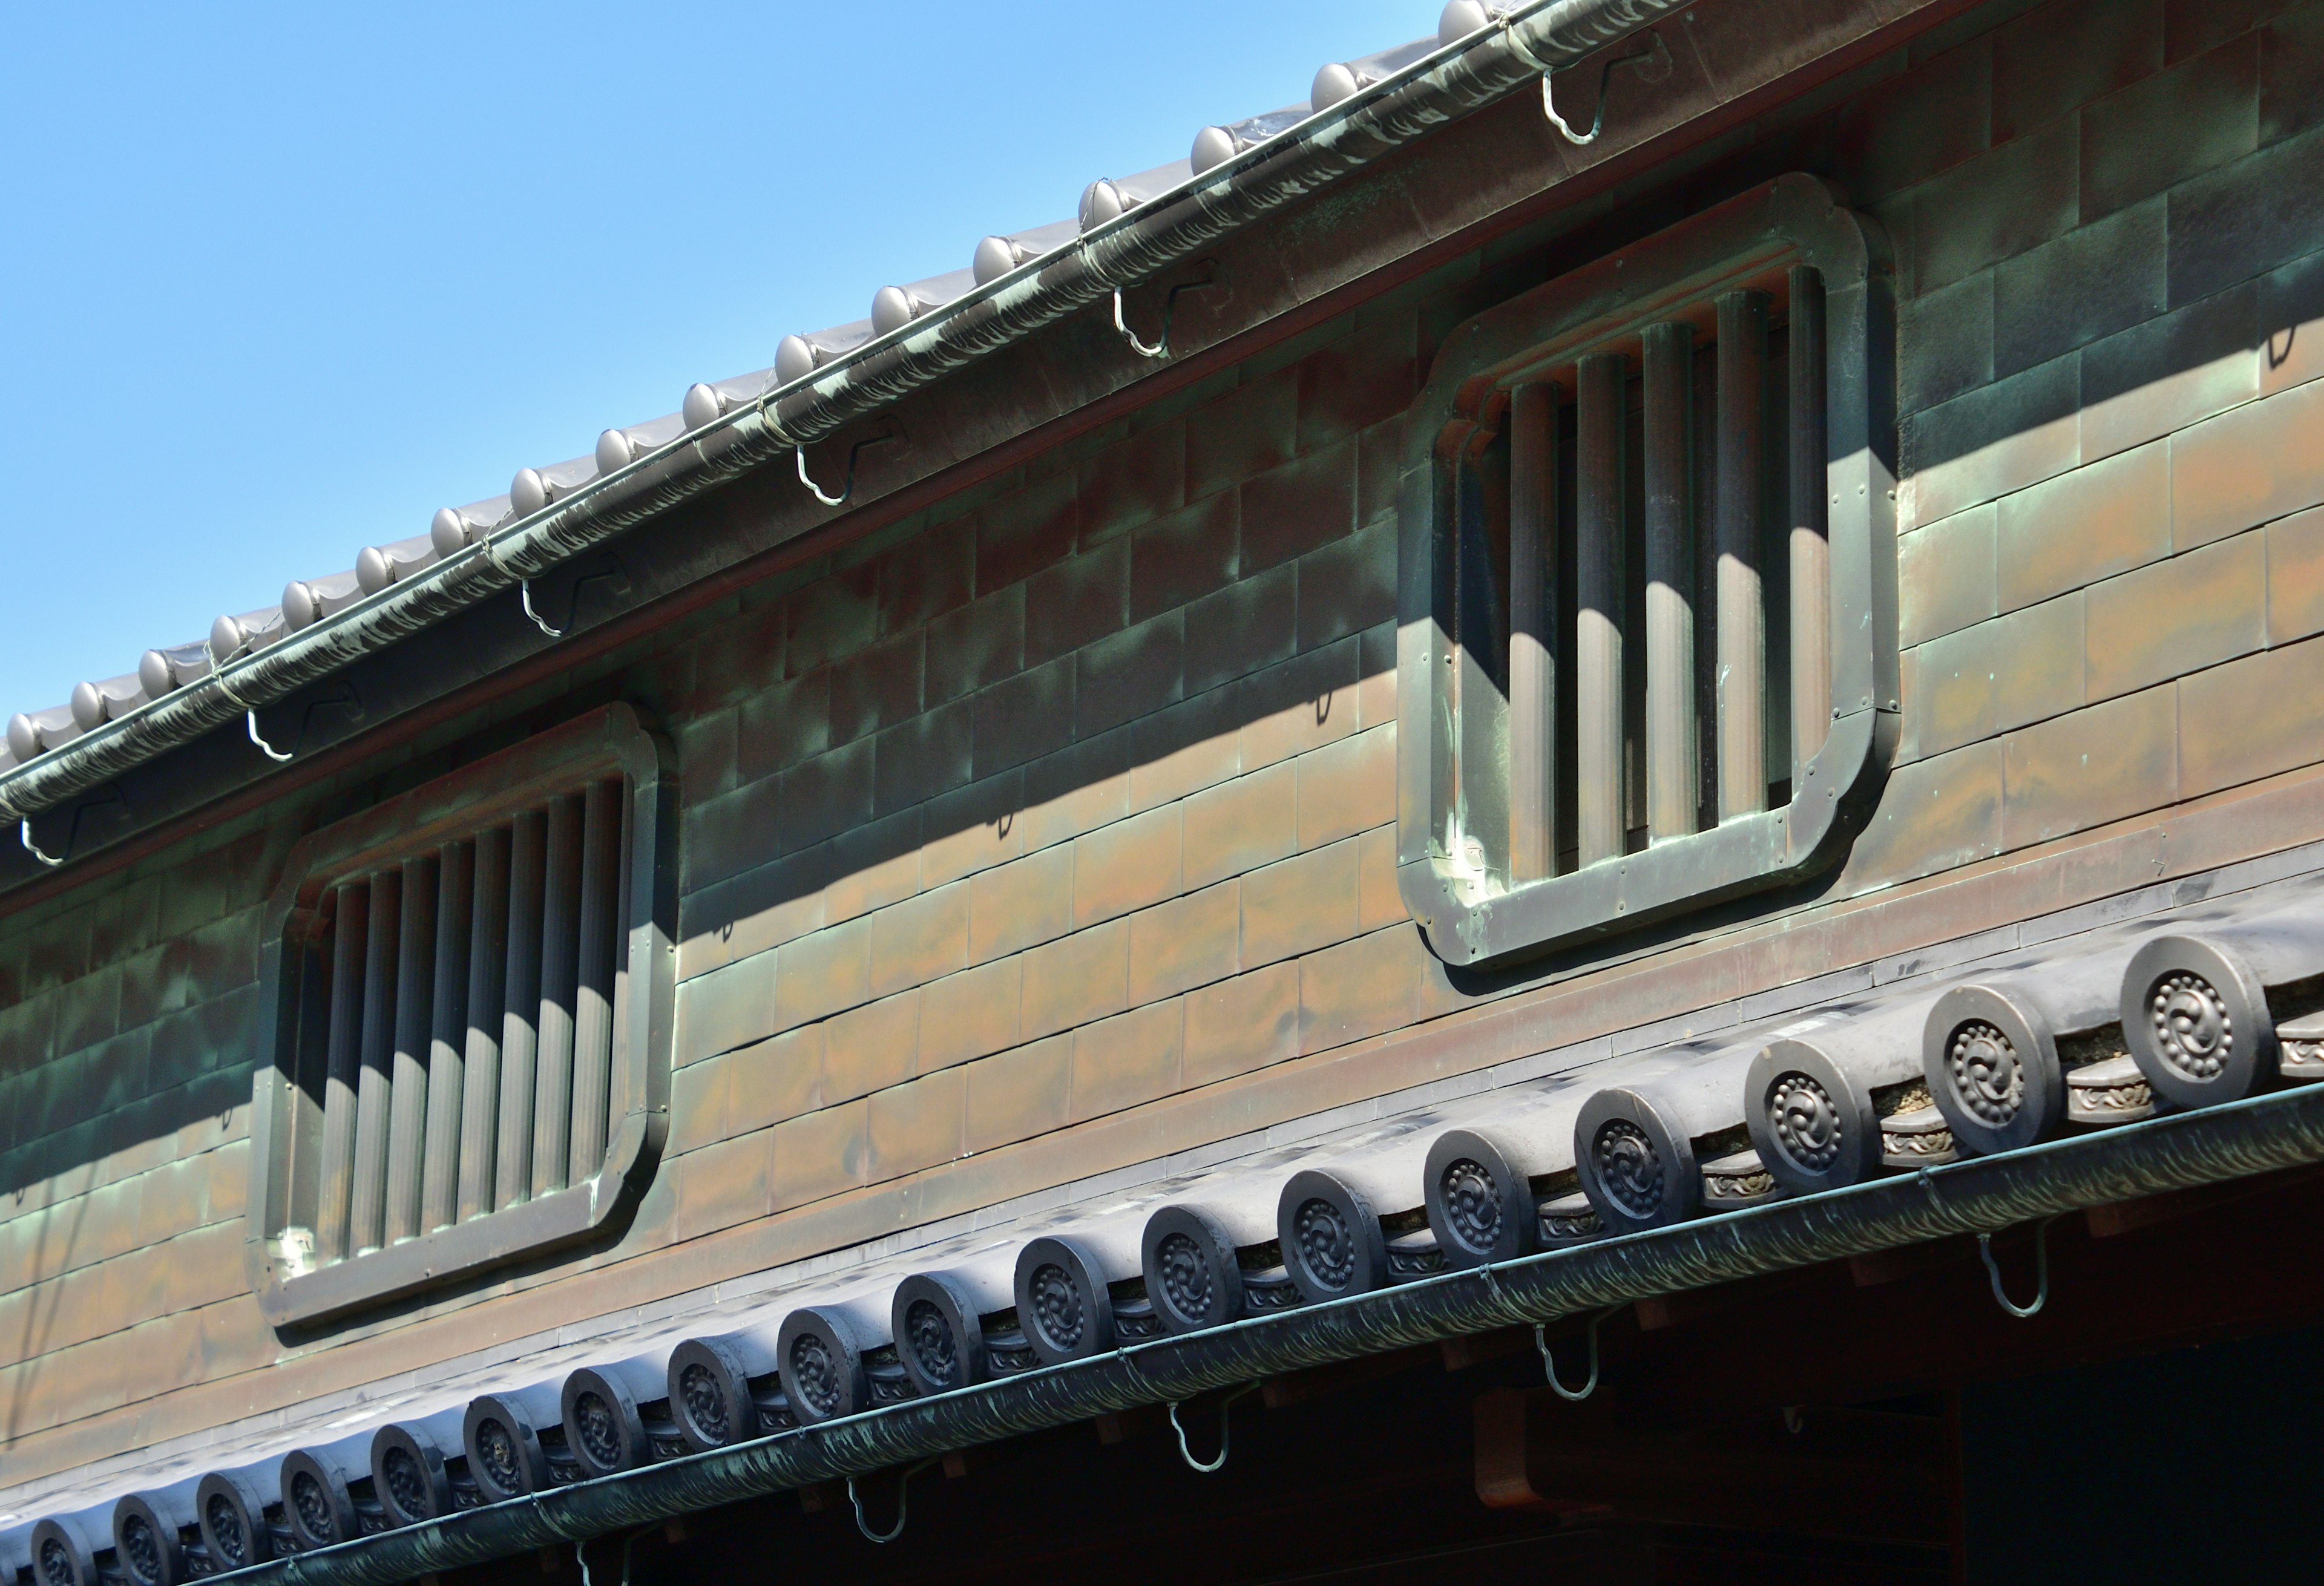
[0,0,1981,912]
[173,1082,2324,1585]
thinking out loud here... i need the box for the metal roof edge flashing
[199,1081,2324,1585]
[0,0,1681,828]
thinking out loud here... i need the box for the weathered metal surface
[241,706,678,1325]
[1397,174,1900,967]
[0,0,1692,836]
[208,1082,2324,1584]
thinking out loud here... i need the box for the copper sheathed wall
[13,0,2324,1523]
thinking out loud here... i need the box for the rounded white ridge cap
[1078,177,1126,232]
[971,235,1020,286]
[594,428,638,474]
[870,284,921,338]
[773,334,820,387]
[208,612,249,662]
[681,382,726,430]
[1439,0,1495,46]
[1311,61,1362,110]
[1189,124,1238,176]
[509,466,554,517]
[430,506,475,559]
[68,681,106,732]
[281,580,321,630]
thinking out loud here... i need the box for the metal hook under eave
[474,531,568,640]
[847,1459,937,1544]
[1112,287,1170,359]
[1509,25,1666,148]
[1978,1216,2058,1320]
[20,819,64,868]
[1535,1305,1623,1401]
[798,445,852,508]
[247,710,293,762]
[520,579,567,640]
[1167,1382,1259,1473]
[1492,18,1593,142]
[1540,64,1610,146]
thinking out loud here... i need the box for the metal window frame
[1396,175,1899,969]
[243,703,678,1326]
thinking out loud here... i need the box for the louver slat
[349,871,401,1256]
[1507,384,1557,885]
[384,854,438,1245]
[497,810,546,1210]
[568,780,622,1184]
[1788,264,1831,776]
[457,827,510,1224]
[1574,352,1626,869]
[420,840,474,1234]
[315,880,369,1262]
[531,796,583,1198]
[1642,320,1698,845]
[1715,289,1770,821]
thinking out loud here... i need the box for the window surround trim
[1394,175,1899,969]
[243,703,677,1327]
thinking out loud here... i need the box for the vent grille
[298,778,630,1262]
[1399,177,1897,965]
[1443,268,1828,883]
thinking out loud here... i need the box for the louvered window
[246,706,673,1325]
[1397,177,1899,968]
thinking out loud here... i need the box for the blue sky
[0,1,1428,719]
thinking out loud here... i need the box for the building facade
[7,0,2324,1579]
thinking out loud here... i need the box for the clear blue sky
[0,1,1429,719]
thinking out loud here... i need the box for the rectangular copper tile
[865,882,971,998]
[867,1068,967,1180]
[1241,840,1362,968]
[726,1025,826,1136]
[2084,530,2265,700]
[770,1101,871,1212]
[1295,724,1397,851]
[1019,919,1131,1041]
[1069,1000,1184,1122]
[819,991,921,1105]
[1128,880,1242,1006]
[918,957,1023,1072]
[1071,805,1184,929]
[968,844,1074,966]
[2001,684,2181,848]
[1182,962,1300,1087]
[963,1035,1072,1153]
[1181,760,1297,890]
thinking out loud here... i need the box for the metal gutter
[0,0,1684,825]
[217,1081,2324,1585]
